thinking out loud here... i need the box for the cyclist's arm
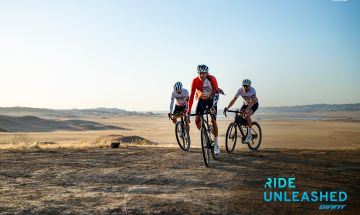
[169,94,175,113]
[187,79,196,113]
[210,76,220,107]
[226,96,238,109]
[185,96,189,112]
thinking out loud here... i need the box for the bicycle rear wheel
[175,121,190,151]
[225,122,237,153]
[201,127,210,167]
[247,122,262,150]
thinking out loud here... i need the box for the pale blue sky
[0,0,359,111]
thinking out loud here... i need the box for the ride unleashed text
[263,177,347,210]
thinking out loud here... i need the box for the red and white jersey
[235,86,257,105]
[170,88,189,112]
[201,78,214,99]
[188,75,219,113]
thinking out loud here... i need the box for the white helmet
[174,82,183,93]
[242,79,251,86]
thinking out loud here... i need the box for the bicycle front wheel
[225,122,237,153]
[200,127,210,167]
[247,122,262,150]
[175,121,190,151]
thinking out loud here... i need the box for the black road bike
[224,109,262,153]
[190,111,218,167]
[170,113,190,151]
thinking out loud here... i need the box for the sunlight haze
[0,0,359,111]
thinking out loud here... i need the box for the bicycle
[190,110,218,167]
[169,113,191,151]
[224,109,262,153]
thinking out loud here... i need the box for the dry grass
[0,133,158,150]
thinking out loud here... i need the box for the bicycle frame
[225,110,248,126]
[190,111,213,137]
[190,110,218,166]
[224,109,262,151]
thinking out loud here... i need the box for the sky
[0,0,359,111]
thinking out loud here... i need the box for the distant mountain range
[0,107,156,118]
[258,103,360,113]
[0,104,359,118]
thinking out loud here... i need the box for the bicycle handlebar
[168,112,187,120]
[223,109,244,117]
[170,113,186,116]
[226,110,243,113]
[189,111,213,117]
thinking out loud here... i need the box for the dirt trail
[0,147,359,214]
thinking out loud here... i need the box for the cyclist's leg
[240,104,249,125]
[211,117,218,136]
[172,105,181,124]
[245,112,253,128]
[245,102,259,128]
[210,103,218,137]
[195,99,206,130]
[195,116,201,130]
[209,101,220,155]
[185,116,190,131]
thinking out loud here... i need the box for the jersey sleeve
[235,88,241,98]
[187,78,197,113]
[169,92,175,113]
[251,88,257,97]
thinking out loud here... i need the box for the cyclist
[169,82,189,130]
[224,79,259,143]
[188,64,222,157]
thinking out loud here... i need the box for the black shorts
[173,105,186,114]
[240,102,259,114]
[195,98,217,119]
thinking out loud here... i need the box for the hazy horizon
[0,102,359,113]
[1,0,359,111]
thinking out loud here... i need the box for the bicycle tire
[201,127,210,167]
[247,122,262,150]
[175,121,190,151]
[225,122,238,153]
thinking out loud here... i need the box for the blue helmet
[174,82,183,93]
[197,64,209,73]
[242,79,252,86]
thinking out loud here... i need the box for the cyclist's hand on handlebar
[223,107,228,117]
[186,112,191,123]
[218,88,225,95]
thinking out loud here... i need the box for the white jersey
[201,79,213,99]
[235,86,257,105]
[170,88,189,112]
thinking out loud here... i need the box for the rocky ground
[0,146,359,214]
